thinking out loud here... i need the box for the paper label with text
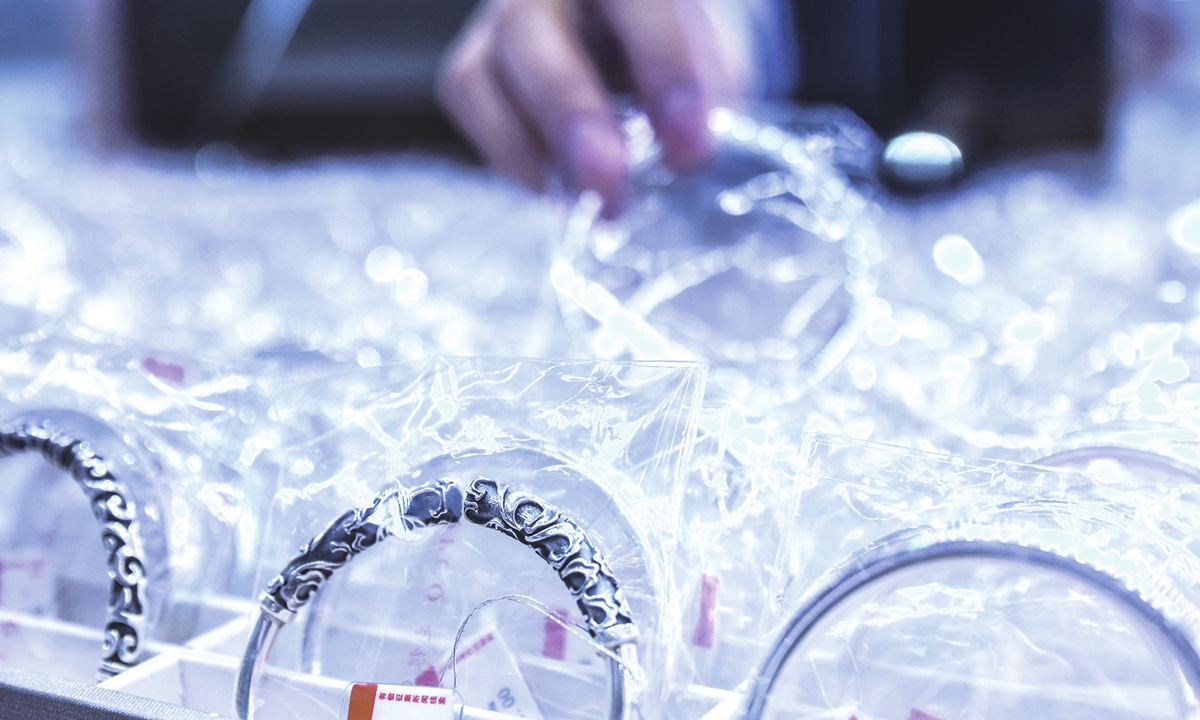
[345,684,453,720]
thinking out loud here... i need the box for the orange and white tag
[344,684,454,720]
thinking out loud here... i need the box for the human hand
[436,0,738,215]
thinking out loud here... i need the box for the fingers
[675,0,744,111]
[438,0,734,215]
[438,0,628,214]
[597,0,714,168]
[437,6,547,190]
[491,0,629,211]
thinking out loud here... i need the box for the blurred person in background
[436,0,744,213]
[437,0,1177,211]
[103,0,1176,211]
[436,0,754,214]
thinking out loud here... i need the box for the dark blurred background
[792,0,1112,167]
[0,0,1122,169]
[122,0,479,155]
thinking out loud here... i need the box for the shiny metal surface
[463,478,637,648]
[234,613,282,720]
[880,131,964,189]
[263,479,462,616]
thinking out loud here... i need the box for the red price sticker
[345,684,453,720]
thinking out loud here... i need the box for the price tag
[345,684,453,720]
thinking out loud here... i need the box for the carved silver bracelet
[742,539,1200,720]
[236,477,640,720]
[0,411,166,678]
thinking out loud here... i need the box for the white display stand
[1,595,653,720]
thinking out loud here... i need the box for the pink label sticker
[142,357,185,384]
[541,608,570,660]
[692,573,719,648]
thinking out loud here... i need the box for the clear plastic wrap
[1030,424,1200,488]
[837,151,1200,455]
[756,538,1200,720]
[553,107,881,412]
[990,317,1200,476]
[0,65,571,363]
[239,358,704,720]
[10,29,1200,719]
[664,405,805,720]
[750,3,1200,458]
[759,433,1200,720]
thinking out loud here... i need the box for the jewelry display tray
[1,596,627,720]
[0,596,327,720]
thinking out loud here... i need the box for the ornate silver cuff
[0,411,165,679]
[236,477,639,720]
[743,539,1200,720]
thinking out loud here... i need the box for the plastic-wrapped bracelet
[1035,444,1200,485]
[236,477,640,720]
[555,108,878,408]
[742,539,1200,720]
[0,411,165,678]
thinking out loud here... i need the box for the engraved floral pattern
[463,478,637,648]
[261,475,636,649]
[265,479,463,613]
[0,420,150,676]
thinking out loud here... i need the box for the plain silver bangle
[0,410,165,679]
[1035,443,1200,483]
[236,477,640,720]
[743,538,1200,720]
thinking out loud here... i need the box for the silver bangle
[0,411,165,679]
[1035,444,1200,484]
[743,538,1200,720]
[236,477,639,720]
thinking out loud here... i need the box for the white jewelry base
[3,597,712,720]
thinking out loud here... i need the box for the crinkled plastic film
[845,165,1200,455]
[664,406,806,720]
[553,108,881,413]
[0,136,569,363]
[759,433,1200,720]
[1029,424,1200,489]
[248,358,704,720]
[0,327,272,681]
